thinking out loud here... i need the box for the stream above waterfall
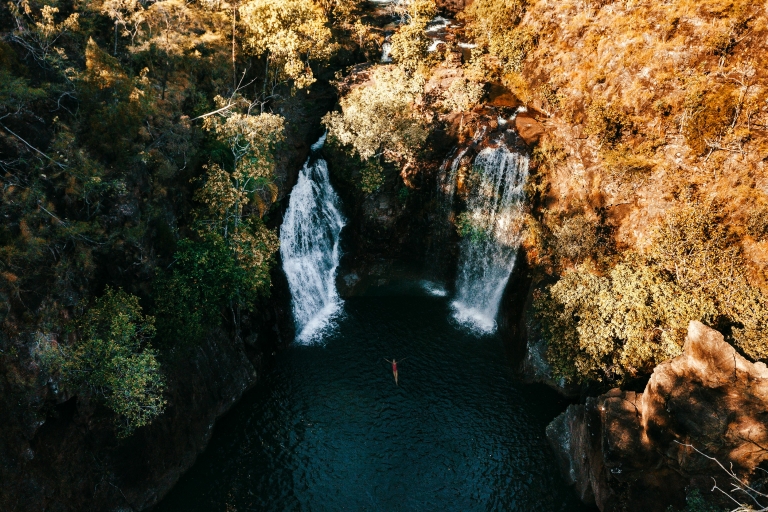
[155,295,591,512]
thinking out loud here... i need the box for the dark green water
[155,296,590,511]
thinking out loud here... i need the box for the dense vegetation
[493,0,768,385]
[2,0,767,455]
[0,0,370,435]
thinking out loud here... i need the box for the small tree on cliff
[155,97,281,343]
[239,0,334,92]
[40,288,166,437]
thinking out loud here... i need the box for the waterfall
[380,40,393,63]
[280,135,346,343]
[451,145,529,334]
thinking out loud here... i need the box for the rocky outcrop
[435,0,473,15]
[514,112,545,145]
[547,321,768,511]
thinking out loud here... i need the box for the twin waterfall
[280,135,528,342]
[279,136,346,343]
[450,145,530,334]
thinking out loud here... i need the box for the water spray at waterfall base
[450,145,529,334]
[280,135,346,343]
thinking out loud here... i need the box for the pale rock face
[548,321,768,512]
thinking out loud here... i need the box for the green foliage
[0,69,45,118]
[40,288,165,436]
[456,211,490,244]
[667,489,725,512]
[358,159,385,194]
[397,186,409,204]
[323,66,430,166]
[585,100,628,147]
[537,205,768,383]
[155,224,278,344]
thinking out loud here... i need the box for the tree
[323,66,430,166]
[39,288,165,436]
[7,0,80,69]
[388,0,436,73]
[155,97,282,342]
[460,0,535,72]
[239,0,333,91]
[198,95,285,229]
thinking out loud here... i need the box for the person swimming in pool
[384,358,405,385]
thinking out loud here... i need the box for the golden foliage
[197,97,285,227]
[440,77,485,112]
[239,0,333,89]
[389,0,437,73]
[460,0,533,72]
[538,205,768,383]
[323,66,429,165]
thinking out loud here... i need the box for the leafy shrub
[358,159,385,193]
[585,100,628,147]
[456,211,490,244]
[154,226,277,344]
[537,205,768,382]
[40,288,165,436]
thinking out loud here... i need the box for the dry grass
[504,0,768,271]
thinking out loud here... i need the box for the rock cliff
[0,311,290,512]
[547,321,768,511]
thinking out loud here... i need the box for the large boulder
[547,321,768,511]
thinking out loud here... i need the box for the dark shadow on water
[153,296,593,512]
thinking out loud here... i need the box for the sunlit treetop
[239,0,334,90]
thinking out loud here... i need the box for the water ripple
[155,297,592,512]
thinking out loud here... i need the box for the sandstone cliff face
[547,321,768,511]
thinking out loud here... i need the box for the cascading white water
[380,41,393,63]
[451,145,529,334]
[280,135,346,343]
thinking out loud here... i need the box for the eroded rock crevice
[547,321,768,512]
